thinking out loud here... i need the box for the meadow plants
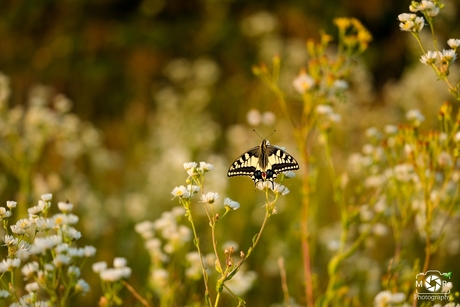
[251,2,460,306]
[134,161,294,306]
[2,0,460,306]
[0,194,94,306]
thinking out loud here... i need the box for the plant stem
[278,257,291,307]
[122,281,153,307]
[299,138,314,307]
[184,199,213,307]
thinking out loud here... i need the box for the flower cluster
[246,109,276,127]
[409,0,442,17]
[420,49,457,67]
[398,13,425,32]
[135,206,199,300]
[140,160,276,306]
[0,72,117,243]
[348,103,460,302]
[0,194,95,306]
[93,258,131,282]
[92,258,132,306]
[315,104,342,131]
[398,1,460,99]
[373,290,407,307]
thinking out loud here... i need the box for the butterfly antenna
[253,129,276,140]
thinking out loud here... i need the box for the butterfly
[227,139,299,188]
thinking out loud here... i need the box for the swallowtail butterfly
[227,139,299,187]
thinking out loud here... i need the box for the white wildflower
[365,127,380,139]
[448,38,460,49]
[57,201,73,212]
[293,71,315,94]
[64,227,82,241]
[200,192,219,204]
[365,175,385,188]
[0,258,21,273]
[67,266,81,278]
[224,198,240,211]
[92,261,107,273]
[3,235,17,246]
[6,201,17,209]
[384,125,398,134]
[151,268,169,287]
[55,243,69,254]
[262,111,276,125]
[28,200,47,216]
[316,104,333,115]
[374,290,392,307]
[455,131,460,142]
[83,245,97,257]
[30,235,62,255]
[333,79,348,90]
[283,171,296,178]
[398,14,424,32]
[35,217,55,230]
[441,49,457,63]
[25,282,39,293]
[185,252,202,280]
[241,11,277,37]
[135,221,155,239]
[328,113,341,123]
[420,50,439,65]
[438,151,453,167]
[390,292,406,303]
[393,163,415,182]
[0,289,9,298]
[0,207,12,220]
[75,279,90,294]
[171,206,185,217]
[183,162,197,171]
[41,194,52,201]
[53,254,71,267]
[21,262,39,280]
[273,183,290,195]
[186,184,200,196]
[100,267,131,282]
[113,257,127,268]
[10,219,32,235]
[198,161,213,172]
[373,223,389,236]
[67,247,84,258]
[406,109,425,125]
[247,109,262,126]
[53,213,79,225]
[410,0,440,16]
[171,185,190,199]
[225,270,257,295]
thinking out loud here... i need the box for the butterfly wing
[266,145,300,176]
[227,146,261,179]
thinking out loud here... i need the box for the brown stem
[278,257,291,307]
[122,281,153,307]
[300,138,314,307]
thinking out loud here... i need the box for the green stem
[184,199,212,307]
[225,189,272,282]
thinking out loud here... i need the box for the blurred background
[1,0,460,306]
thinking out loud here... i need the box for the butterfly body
[228,139,299,186]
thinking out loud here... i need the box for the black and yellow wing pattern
[228,139,299,186]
